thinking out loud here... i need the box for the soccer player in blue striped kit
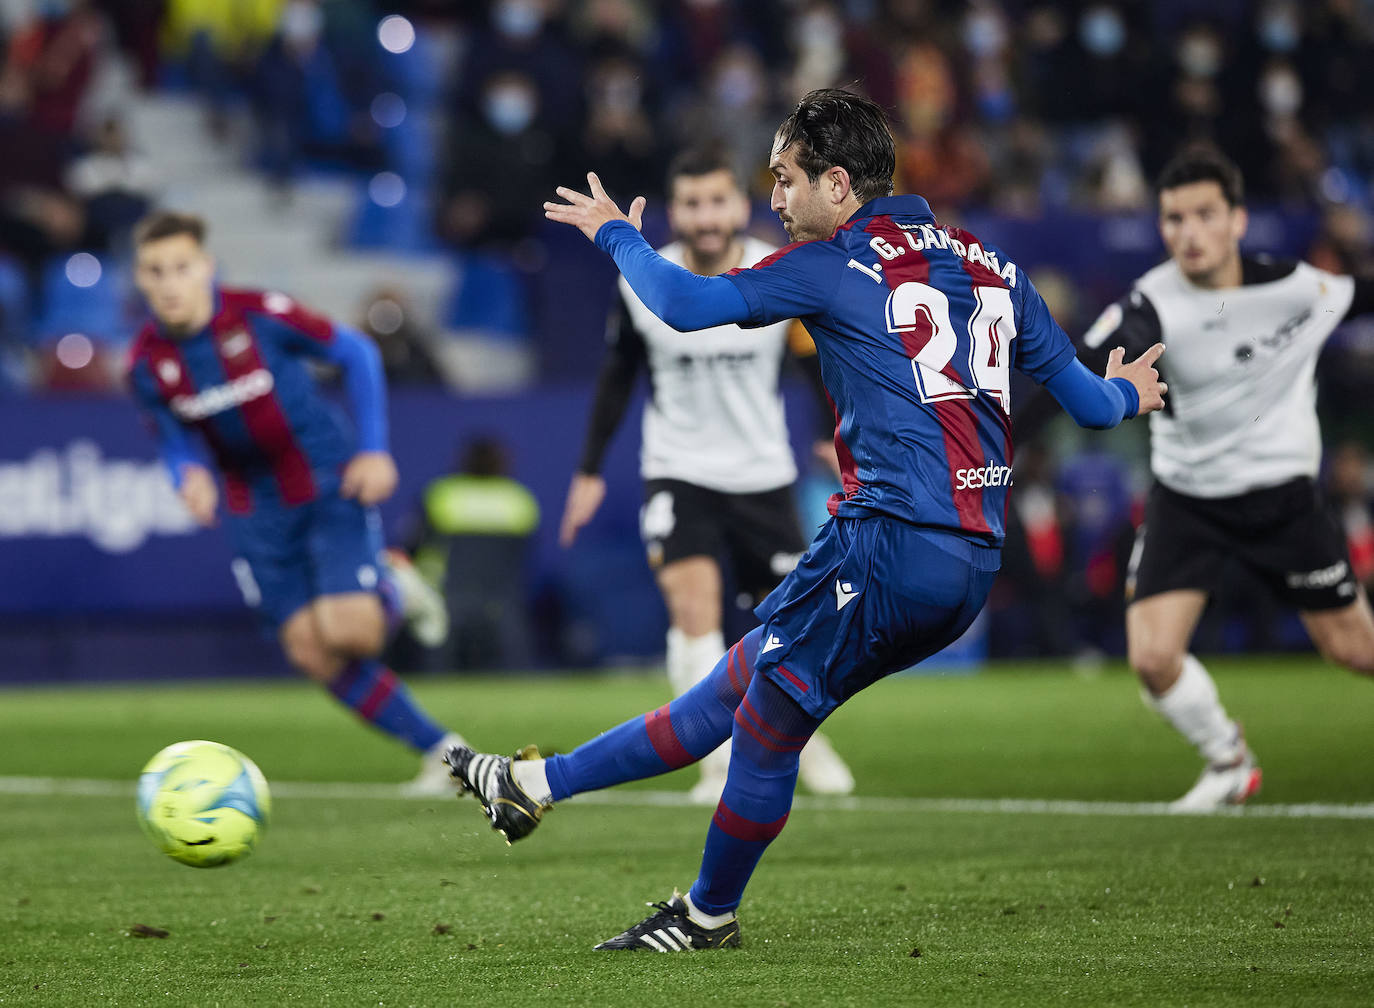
[446,89,1168,950]
[126,210,466,794]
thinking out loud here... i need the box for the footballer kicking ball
[136,740,271,868]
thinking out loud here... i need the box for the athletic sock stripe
[357,668,399,719]
[736,643,755,685]
[712,800,789,843]
[740,695,811,746]
[725,646,747,699]
[644,704,694,769]
[734,707,791,754]
[735,698,808,754]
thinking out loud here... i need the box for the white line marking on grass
[3,775,1374,820]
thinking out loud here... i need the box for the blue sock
[328,659,445,752]
[544,626,766,801]
[688,671,822,916]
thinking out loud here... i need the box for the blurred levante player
[126,211,463,794]
[447,89,1167,951]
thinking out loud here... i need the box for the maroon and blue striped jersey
[724,195,1077,544]
[126,288,366,515]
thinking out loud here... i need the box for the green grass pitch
[2,656,1372,1007]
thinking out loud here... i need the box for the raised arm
[1042,344,1167,430]
[545,172,750,331]
[1016,282,1166,439]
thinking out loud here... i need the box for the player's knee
[316,610,385,658]
[1127,641,1183,694]
[281,633,335,683]
[672,605,719,638]
[1318,639,1374,676]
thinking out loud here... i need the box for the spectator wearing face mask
[455,0,582,132]
[438,68,573,252]
[575,48,665,205]
[249,0,384,188]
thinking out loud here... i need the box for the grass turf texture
[2,656,1371,1006]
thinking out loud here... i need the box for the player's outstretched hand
[178,463,218,527]
[342,451,398,506]
[544,172,646,243]
[559,472,606,547]
[1106,342,1168,416]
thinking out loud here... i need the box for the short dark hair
[666,147,743,197]
[134,210,207,247]
[1156,146,1245,207]
[773,88,895,205]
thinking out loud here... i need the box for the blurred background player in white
[558,148,853,802]
[125,211,463,795]
[1078,147,1374,811]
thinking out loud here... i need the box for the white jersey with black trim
[618,236,798,493]
[1116,258,1354,498]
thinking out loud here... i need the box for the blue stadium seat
[0,255,29,340]
[444,253,531,339]
[380,30,447,110]
[32,254,137,346]
[345,178,441,253]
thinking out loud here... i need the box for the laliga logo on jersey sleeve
[954,461,1014,491]
[219,329,252,358]
[264,292,295,315]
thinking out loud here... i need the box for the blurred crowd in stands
[3,0,1374,664]
[4,1,1374,372]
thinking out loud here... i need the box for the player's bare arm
[178,463,218,527]
[559,472,607,548]
[544,172,646,242]
[1107,342,1168,415]
[341,451,398,506]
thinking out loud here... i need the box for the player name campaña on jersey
[169,368,275,421]
[848,224,1020,288]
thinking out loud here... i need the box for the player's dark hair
[773,88,895,205]
[666,147,743,197]
[134,210,207,247]
[1156,146,1245,207]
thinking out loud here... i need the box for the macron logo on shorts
[761,633,785,654]
[835,580,860,610]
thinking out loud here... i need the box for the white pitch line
[3,775,1374,820]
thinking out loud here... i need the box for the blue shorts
[753,516,1001,719]
[225,493,385,630]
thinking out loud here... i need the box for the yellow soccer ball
[136,740,271,868]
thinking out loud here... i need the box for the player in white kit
[559,148,854,802]
[1080,147,1374,811]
